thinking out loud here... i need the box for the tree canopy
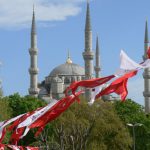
[114,99,150,150]
[2,94,150,149]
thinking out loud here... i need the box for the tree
[34,99,132,150]
[0,93,46,146]
[114,99,150,150]
[0,87,3,98]
[8,93,46,117]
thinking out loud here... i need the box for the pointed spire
[85,0,91,31]
[66,50,72,64]
[145,19,149,43]
[31,5,36,34]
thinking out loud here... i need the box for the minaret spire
[82,1,94,101]
[144,19,149,60]
[85,0,91,31]
[28,6,39,97]
[143,20,150,113]
[94,36,101,78]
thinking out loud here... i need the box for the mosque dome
[49,52,85,76]
[49,63,85,76]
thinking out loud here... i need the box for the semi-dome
[49,63,85,76]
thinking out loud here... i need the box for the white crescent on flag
[88,85,104,105]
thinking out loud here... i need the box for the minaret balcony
[29,48,38,55]
[143,71,150,79]
[29,68,39,74]
[82,51,94,60]
[29,87,39,95]
[143,91,150,97]
[94,66,101,71]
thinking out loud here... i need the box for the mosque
[27,2,150,113]
[28,2,102,102]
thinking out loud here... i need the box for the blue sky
[0,0,149,105]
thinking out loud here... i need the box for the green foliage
[0,87,3,98]
[114,99,150,150]
[0,93,47,146]
[0,97,11,121]
[35,99,132,150]
[8,93,46,117]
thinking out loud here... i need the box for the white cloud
[0,0,86,29]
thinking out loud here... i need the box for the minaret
[82,1,94,101]
[94,36,101,78]
[28,7,39,97]
[143,20,150,113]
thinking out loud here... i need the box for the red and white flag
[15,91,83,138]
[96,71,137,101]
[0,114,25,142]
[16,100,58,138]
[65,75,115,100]
[88,85,104,105]
[115,50,150,76]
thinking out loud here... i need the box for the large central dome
[49,53,85,76]
[49,63,85,76]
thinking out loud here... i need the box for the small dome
[49,63,85,76]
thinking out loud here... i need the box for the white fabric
[115,50,150,76]
[17,100,58,138]
[140,59,150,68]
[88,85,103,105]
[17,100,58,129]
[7,145,20,150]
[0,121,5,138]
[120,50,142,70]
[0,114,25,139]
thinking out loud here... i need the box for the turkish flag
[96,71,137,101]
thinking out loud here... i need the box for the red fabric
[10,127,25,145]
[96,71,137,101]
[8,114,29,131]
[26,146,39,150]
[65,75,115,101]
[28,91,83,136]
[9,111,39,144]
[66,75,115,95]
[0,143,5,150]
[147,47,150,59]
[9,108,42,144]
[8,108,42,131]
